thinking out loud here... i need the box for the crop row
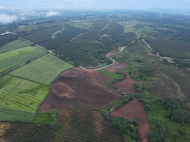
[58,109,125,142]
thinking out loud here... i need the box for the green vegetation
[98,70,123,80]
[0,40,31,54]
[142,91,190,142]
[2,123,55,142]
[56,109,125,142]
[0,107,35,122]
[51,26,65,39]
[10,54,74,85]
[0,35,17,47]
[0,75,49,117]
[33,113,51,124]
[119,21,136,33]
[0,46,46,73]
[23,25,62,43]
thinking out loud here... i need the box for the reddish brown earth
[39,68,120,112]
[110,97,150,141]
[114,73,136,95]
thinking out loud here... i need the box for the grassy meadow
[0,40,31,54]
[98,70,123,80]
[10,54,74,85]
[0,46,46,73]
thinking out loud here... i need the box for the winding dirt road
[80,47,126,71]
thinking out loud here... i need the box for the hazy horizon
[1,0,190,10]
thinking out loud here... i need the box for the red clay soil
[110,97,150,141]
[39,68,120,113]
[114,73,136,95]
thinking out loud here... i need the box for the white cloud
[46,11,61,17]
[0,14,18,24]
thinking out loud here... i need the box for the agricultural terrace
[0,75,49,122]
[0,40,31,54]
[0,46,46,73]
[56,109,125,142]
[10,54,74,85]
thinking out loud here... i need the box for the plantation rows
[0,76,49,112]
[159,68,190,111]
[58,109,125,142]
[1,123,55,142]
[147,78,178,98]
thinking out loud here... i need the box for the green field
[0,46,46,73]
[10,54,74,85]
[98,70,123,80]
[0,75,49,121]
[0,40,31,54]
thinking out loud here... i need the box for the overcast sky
[1,0,190,9]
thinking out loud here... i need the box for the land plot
[0,46,46,73]
[10,54,74,85]
[56,109,125,142]
[2,123,55,142]
[110,97,150,141]
[119,20,136,33]
[0,40,31,54]
[104,62,127,73]
[39,68,120,112]
[0,75,49,116]
[147,78,179,98]
[23,25,62,43]
[98,69,123,80]
[0,35,17,47]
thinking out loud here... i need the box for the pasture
[10,54,74,85]
[0,46,46,73]
[0,40,31,54]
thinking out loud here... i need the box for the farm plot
[10,54,74,85]
[110,97,150,141]
[0,40,31,54]
[0,75,49,121]
[56,109,125,142]
[39,68,119,112]
[147,78,179,98]
[0,46,46,73]
[1,123,55,142]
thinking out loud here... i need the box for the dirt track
[110,97,150,141]
[39,68,120,112]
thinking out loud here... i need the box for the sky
[1,0,190,9]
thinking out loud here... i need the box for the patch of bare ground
[104,62,127,73]
[114,73,136,95]
[110,97,150,141]
[39,68,120,112]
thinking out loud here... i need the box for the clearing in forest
[0,46,46,73]
[10,54,74,85]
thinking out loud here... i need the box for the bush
[173,132,180,138]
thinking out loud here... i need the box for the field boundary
[0,52,48,76]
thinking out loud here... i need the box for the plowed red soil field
[39,68,120,112]
[110,97,150,141]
